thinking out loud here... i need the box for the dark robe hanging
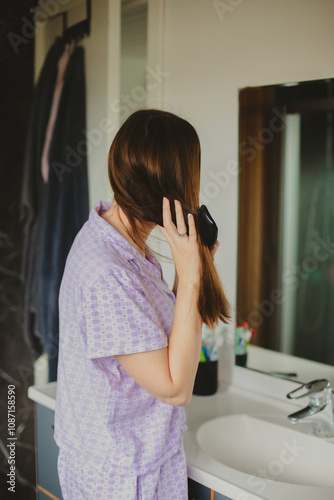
[20,38,89,382]
[20,37,66,359]
[37,44,89,382]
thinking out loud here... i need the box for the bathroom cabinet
[35,403,62,500]
[188,478,232,499]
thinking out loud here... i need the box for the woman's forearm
[114,274,202,406]
[167,279,202,405]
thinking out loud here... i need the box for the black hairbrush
[182,205,218,248]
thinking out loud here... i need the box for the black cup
[235,353,248,367]
[193,360,218,396]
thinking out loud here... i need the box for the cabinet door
[188,478,232,500]
[214,490,233,500]
[35,404,62,499]
[188,478,212,500]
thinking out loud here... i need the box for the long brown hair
[108,109,230,328]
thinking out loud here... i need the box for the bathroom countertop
[28,381,57,411]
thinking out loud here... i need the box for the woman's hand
[173,240,220,295]
[158,198,201,287]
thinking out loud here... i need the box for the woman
[54,109,230,499]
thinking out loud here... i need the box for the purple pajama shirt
[54,200,188,499]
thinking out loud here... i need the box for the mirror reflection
[237,78,334,366]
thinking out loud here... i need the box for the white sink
[196,414,334,488]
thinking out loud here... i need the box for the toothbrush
[202,345,210,361]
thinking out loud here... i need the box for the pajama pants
[57,445,188,499]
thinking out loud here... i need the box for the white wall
[159,0,334,333]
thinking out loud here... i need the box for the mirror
[120,0,148,125]
[237,78,334,367]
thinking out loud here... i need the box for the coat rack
[62,0,91,42]
[31,0,91,43]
